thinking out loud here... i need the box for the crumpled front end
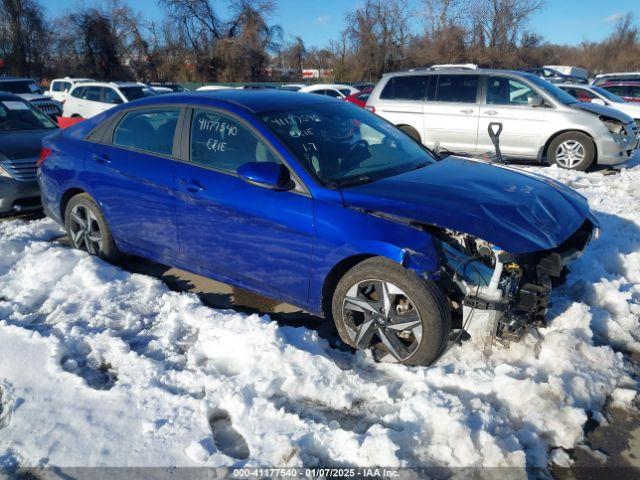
[428,219,598,351]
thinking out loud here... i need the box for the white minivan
[63,82,149,118]
[367,69,639,170]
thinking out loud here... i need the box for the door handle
[460,108,474,114]
[485,110,498,116]
[179,178,206,193]
[92,153,111,165]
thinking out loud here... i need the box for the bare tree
[0,0,51,77]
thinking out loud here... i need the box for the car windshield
[523,74,579,105]
[0,99,57,131]
[261,102,437,187]
[592,86,625,103]
[0,80,42,95]
[118,87,146,101]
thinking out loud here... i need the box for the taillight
[365,106,375,113]
[38,147,52,167]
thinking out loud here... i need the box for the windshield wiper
[336,175,375,187]
[408,161,432,171]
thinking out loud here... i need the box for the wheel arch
[396,124,422,142]
[318,241,440,318]
[541,129,598,164]
[60,187,86,220]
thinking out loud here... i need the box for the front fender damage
[355,206,598,353]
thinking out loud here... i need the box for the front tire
[331,257,451,366]
[64,193,119,261]
[548,132,595,171]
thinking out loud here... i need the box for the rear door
[373,75,428,142]
[422,74,480,154]
[476,75,546,159]
[86,106,183,263]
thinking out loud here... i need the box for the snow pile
[0,163,638,471]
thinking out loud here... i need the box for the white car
[63,82,148,118]
[299,84,359,99]
[48,77,93,102]
[558,83,640,125]
[196,85,235,92]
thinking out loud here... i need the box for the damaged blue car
[38,90,598,365]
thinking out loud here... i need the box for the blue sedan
[38,90,597,365]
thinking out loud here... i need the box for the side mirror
[528,95,544,107]
[237,162,293,190]
[591,98,606,106]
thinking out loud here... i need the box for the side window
[630,86,640,97]
[380,75,428,100]
[71,87,85,98]
[310,90,326,96]
[84,87,102,102]
[606,86,627,96]
[324,89,341,98]
[51,82,62,92]
[103,88,122,105]
[486,77,534,105]
[113,109,180,156]
[190,109,280,173]
[435,75,479,103]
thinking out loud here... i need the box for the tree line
[1,0,639,84]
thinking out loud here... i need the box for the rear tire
[64,193,120,262]
[548,132,595,171]
[331,257,451,366]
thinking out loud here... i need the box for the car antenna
[488,122,507,165]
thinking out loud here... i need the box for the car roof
[130,89,340,113]
[0,77,36,82]
[0,92,27,101]
[600,81,640,86]
[382,68,526,77]
[70,81,141,89]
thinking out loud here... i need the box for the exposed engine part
[432,220,595,352]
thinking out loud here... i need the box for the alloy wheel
[342,279,422,362]
[555,140,585,169]
[69,204,103,255]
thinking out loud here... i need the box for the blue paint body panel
[38,91,595,317]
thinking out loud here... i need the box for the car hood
[0,130,54,159]
[340,157,594,254]
[572,101,633,123]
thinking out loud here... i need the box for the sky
[44,0,639,48]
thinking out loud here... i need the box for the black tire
[397,125,421,143]
[331,257,451,366]
[64,193,120,262]
[548,131,595,171]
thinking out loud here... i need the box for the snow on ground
[0,163,638,472]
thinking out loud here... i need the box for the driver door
[175,108,314,304]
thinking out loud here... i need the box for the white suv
[367,69,639,170]
[63,82,149,118]
[48,77,93,102]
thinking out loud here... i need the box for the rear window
[435,75,479,103]
[380,75,428,100]
[0,100,57,131]
[118,87,146,101]
[0,80,42,95]
[113,109,180,156]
